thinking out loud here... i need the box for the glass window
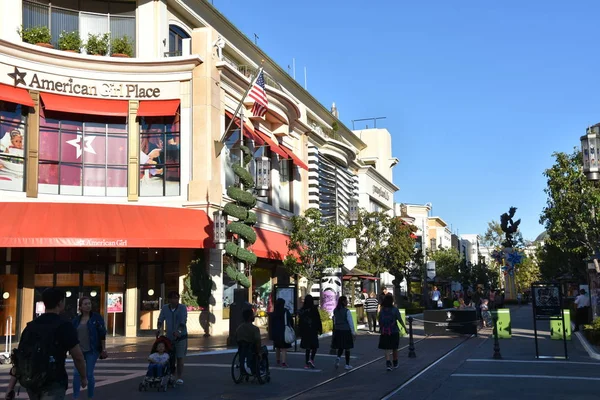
[279,159,293,211]
[139,116,180,196]
[38,114,128,196]
[168,25,190,57]
[0,102,27,192]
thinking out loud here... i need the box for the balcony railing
[22,0,136,56]
[222,55,282,90]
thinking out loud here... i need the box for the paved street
[3,306,596,399]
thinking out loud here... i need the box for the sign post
[531,282,568,359]
[107,292,124,337]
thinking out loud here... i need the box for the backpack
[299,308,313,330]
[380,308,396,335]
[13,319,62,391]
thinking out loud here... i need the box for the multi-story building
[0,0,365,338]
[397,203,432,254]
[427,216,451,250]
[460,234,483,265]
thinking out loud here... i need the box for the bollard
[408,316,416,358]
[493,316,502,359]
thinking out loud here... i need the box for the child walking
[332,296,355,370]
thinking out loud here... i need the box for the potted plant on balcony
[18,26,53,49]
[111,35,134,58]
[58,30,82,53]
[84,33,109,56]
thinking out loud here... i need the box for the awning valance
[225,111,264,145]
[281,145,309,171]
[137,99,180,117]
[0,83,34,107]
[251,228,290,261]
[254,129,288,159]
[0,202,211,248]
[41,93,128,117]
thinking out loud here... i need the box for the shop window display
[0,102,27,192]
[139,117,180,196]
[38,114,128,196]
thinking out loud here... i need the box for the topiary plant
[84,33,109,56]
[58,30,82,52]
[111,35,134,57]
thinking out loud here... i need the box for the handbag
[284,312,296,344]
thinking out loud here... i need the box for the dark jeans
[575,307,590,331]
[367,311,377,332]
[27,383,66,400]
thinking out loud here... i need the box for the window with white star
[0,101,27,192]
[139,116,180,197]
[38,114,128,196]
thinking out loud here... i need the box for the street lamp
[348,198,359,225]
[213,209,227,250]
[581,124,600,181]
[255,156,271,197]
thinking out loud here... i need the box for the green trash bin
[397,309,407,337]
[349,309,358,331]
[550,310,571,341]
[491,309,511,339]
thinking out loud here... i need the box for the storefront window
[0,249,21,336]
[0,102,27,192]
[139,117,180,196]
[39,114,128,196]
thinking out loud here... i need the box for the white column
[136,0,168,59]
[0,0,22,42]
[209,249,224,335]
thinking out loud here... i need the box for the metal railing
[222,54,282,89]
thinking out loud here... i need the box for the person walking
[157,291,188,385]
[574,289,591,332]
[298,295,322,369]
[72,297,108,400]
[332,296,355,370]
[378,294,407,371]
[8,288,87,400]
[364,292,379,334]
[271,298,293,367]
[431,286,442,309]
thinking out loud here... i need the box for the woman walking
[298,295,322,369]
[378,294,407,371]
[271,298,293,367]
[72,297,108,399]
[332,296,355,370]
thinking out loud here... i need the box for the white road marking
[452,373,600,381]
[466,358,600,365]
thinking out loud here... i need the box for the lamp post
[255,156,271,197]
[348,198,359,226]
[580,125,600,321]
[213,209,227,250]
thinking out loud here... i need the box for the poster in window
[0,105,26,192]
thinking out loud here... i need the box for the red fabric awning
[280,145,309,171]
[251,228,290,261]
[137,99,180,117]
[0,202,212,248]
[0,83,34,107]
[254,129,288,159]
[41,93,128,117]
[225,111,264,145]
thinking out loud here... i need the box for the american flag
[249,71,268,117]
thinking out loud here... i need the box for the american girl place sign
[2,64,180,100]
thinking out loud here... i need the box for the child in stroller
[138,336,176,392]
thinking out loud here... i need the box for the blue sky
[214,0,600,241]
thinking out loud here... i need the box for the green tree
[428,247,462,282]
[181,251,214,308]
[539,150,599,281]
[284,208,349,289]
[383,217,418,298]
[515,255,540,293]
[350,210,390,275]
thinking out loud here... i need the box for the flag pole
[215,66,264,157]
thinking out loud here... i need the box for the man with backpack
[7,288,87,400]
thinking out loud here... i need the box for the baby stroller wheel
[138,383,143,392]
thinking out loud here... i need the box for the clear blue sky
[214,0,600,241]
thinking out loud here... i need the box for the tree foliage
[515,255,541,293]
[181,251,214,309]
[382,216,418,285]
[284,208,349,288]
[482,220,524,250]
[428,247,462,282]
[539,150,599,281]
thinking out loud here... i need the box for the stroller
[138,336,177,392]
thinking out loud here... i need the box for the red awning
[254,129,288,159]
[0,83,34,107]
[137,99,180,117]
[251,228,290,261]
[225,111,264,145]
[280,145,309,171]
[0,202,212,248]
[41,93,128,117]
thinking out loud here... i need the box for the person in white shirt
[146,342,170,382]
[574,289,591,332]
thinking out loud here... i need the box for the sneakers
[334,357,340,369]
[175,379,184,385]
[344,364,353,370]
[308,360,316,369]
[386,361,392,372]
[280,363,288,368]
[393,360,399,369]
